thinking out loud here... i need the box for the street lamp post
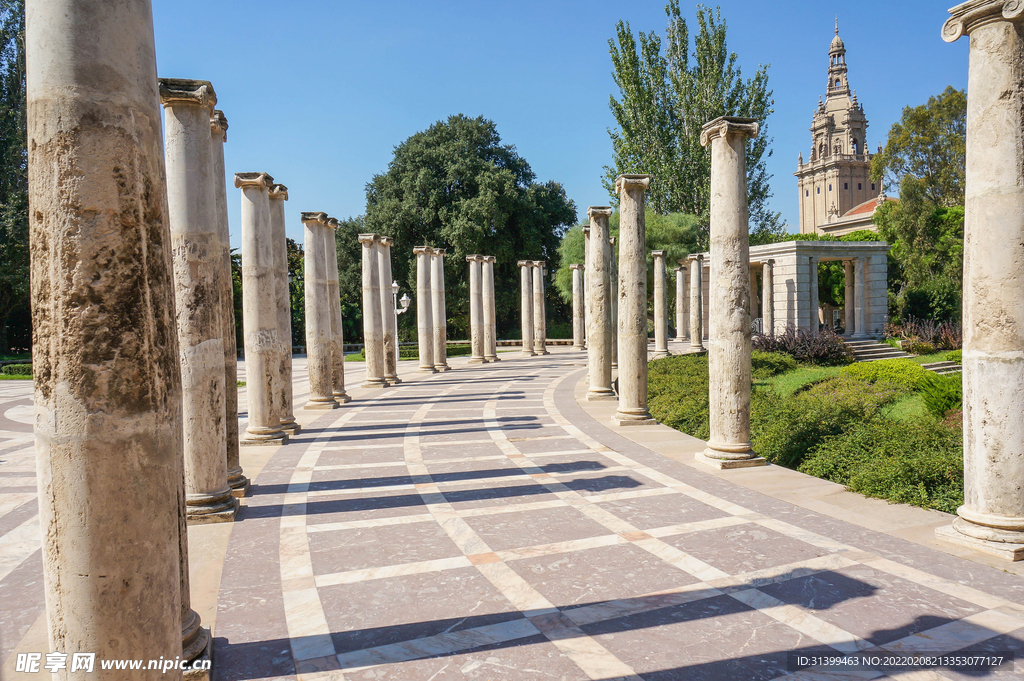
[393,281,411,368]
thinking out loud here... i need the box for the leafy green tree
[286,238,304,348]
[0,0,27,353]
[364,115,576,339]
[333,216,365,342]
[606,2,783,246]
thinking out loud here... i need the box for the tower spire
[835,16,839,36]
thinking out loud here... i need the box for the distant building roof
[842,195,898,219]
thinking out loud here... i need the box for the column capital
[651,250,666,259]
[466,254,482,263]
[765,258,775,266]
[357,233,378,246]
[674,265,685,273]
[700,116,759,147]
[582,226,590,235]
[433,248,446,256]
[587,205,613,217]
[483,255,496,264]
[413,246,433,256]
[609,237,616,246]
[689,253,704,263]
[234,172,273,189]
[325,217,339,230]
[300,211,328,225]
[158,78,216,110]
[517,260,532,267]
[569,263,584,270]
[614,174,652,193]
[269,184,288,201]
[377,236,394,247]
[533,260,546,268]
[943,0,1024,42]
[211,109,228,139]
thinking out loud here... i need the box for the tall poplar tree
[606,2,783,247]
[0,0,27,353]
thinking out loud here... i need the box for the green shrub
[801,417,963,514]
[945,350,962,364]
[752,328,853,366]
[903,340,936,355]
[1,363,31,376]
[918,372,962,418]
[751,351,797,380]
[648,355,710,440]
[752,377,905,469]
[841,358,930,390]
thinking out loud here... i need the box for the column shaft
[586,208,615,400]
[763,260,775,335]
[27,0,185,663]
[571,264,585,349]
[612,175,656,426]
[431,250,450,371]
[844,260,855,336]
[699,116,763,467]
[533,262,548,354]
[483,256,499,361]
[675,266,688,341]
[377,237,400,383]
[270,185,299,433]
[325,219,350,401]
[468,255,486,363]
[610,238,618,369]
[808,256,820,336]
[689,256,705,351]
[415,248,436,372]
[302,213,338,409]
[237,173,288,445]
[359,234,387,387]
[652,251,669,358]
[854,258,866,337]
[519,262,535,356]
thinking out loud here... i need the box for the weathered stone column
[533,261,549,355]
[377,236,400,384]
[519,261,535,356]
[571,264,586,350]
[210,110,248,496]
[612,175,657,426]
[610,237,619,369]
[359,234,388,387]
[652,250,670,359]
[936,1,1024,560]
[483,255,499,362]
[237,173,289,445]
[675,264,688,341]
[302,213,338,409]
[269,184,299,434]
[467,255,486,363]
[432,249,451,371]
[763,259,775,335]
[689,255,705,351]
[587,207,615,400]
[842,260,855,335]
[28,1,189,665]
[415,247,436,372]
[853,258,867,338]
[750,265,760,325]
[808,256,820,336]
[583,227,592,346]
[697,116,764,468]
[161,79,238,525]
[325,218,351,402]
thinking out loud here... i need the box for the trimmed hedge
[840,358,930,391]
[945,349,962,364]
[918,372,962,418]
[1,363,31,376]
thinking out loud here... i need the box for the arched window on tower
[852,138,859,155]
[835,79,842,88]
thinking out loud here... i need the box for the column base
[573,344,585,350]
[535,348,550,356]
[652,350,671,359]
[185,489,239,525]
[333,391,352,403]
[182,609,211,678]
[304,399,340,410]
[468,357,487,364]
[696,450,766,470]
[361,380,389,389]
[434,364,452,372]
[385,375,402,384]
[227,469,250,498]
[183,623,212,681]
[586,390,617,401]
[281,419,301,435]
[689,344,706,353]
[485,355,499,362]
[240,432,289,446]
[611,411,657,427]
[521,350,536,357]
[418,366,439,373]
[935,523,1024,561]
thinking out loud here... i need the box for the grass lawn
[0,375,30,380]
[762,365,844,396]
[908,352,950,365]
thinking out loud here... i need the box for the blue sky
[151,1,968,247]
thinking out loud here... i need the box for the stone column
[519,261,535,356]
[750,265,760,326]
[675,264,688,341]
[302,213,338,409]
[377,236,400,383]
[808,256,820,336]
[325,218,351,402]
[583,226,592,347]
[236,173,288,445]
[612,175,657,426]
[414,247,436,372]
[431,249,451,371]
[359,234,388,387]
[610,237,619,369]
[853,258,867,338]
[763,259,775,335]
[533,261,549,355]
[936,1,1024,559]
[210,110,248,497]
[689,255,705,351]
[28,1,190,665]
[697,116,764,468]
[269,184,299,433]
[843,260,855,336]
[467,255,486,363]
[652,250,670,359]
[483,255,499,362]
[160,79,238,525]
[587,207,615,400]
[571,264,586,350]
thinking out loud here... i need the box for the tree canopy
[605,2,783,247]
[0,0,27,353]
[362,114,576,339]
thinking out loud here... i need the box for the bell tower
[795,20,879,234]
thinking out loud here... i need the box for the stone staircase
[920,361,962,375]
[845,339,913,362]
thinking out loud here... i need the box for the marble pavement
[4,347,1024,679]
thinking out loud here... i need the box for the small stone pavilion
[687,239,889,338]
